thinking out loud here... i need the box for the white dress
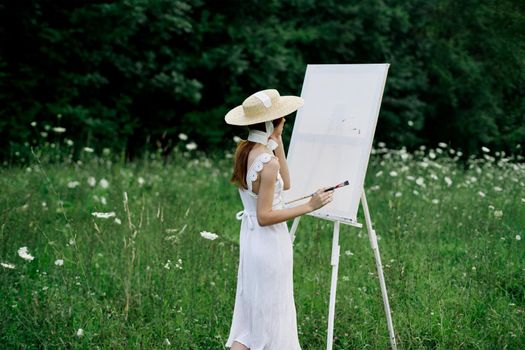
[225,152,302,349]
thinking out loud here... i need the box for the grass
[0,144,524,349]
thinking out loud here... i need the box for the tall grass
[0,141,523,349]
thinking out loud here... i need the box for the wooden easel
[288,188,397,350]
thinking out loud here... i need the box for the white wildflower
[175,258,183,269]
[40,131,48,138]
[481,146,490,153]
[100,196,107,205]
[83,147,94,153]
[438,142,447,148]
[395,192,402,197]
[65,139,74,146]
[344,250,354,256]
[516,235,521,241]
[99,178,109,189]
[415,177,425,187]
[1,262,16,269]
[407,120,414,127]
[186,142,197,151]
[494,186,502,192]
[76,328,84,337]
[54,259,64,266]
[91,211,116,219]
[164,338,171,345]
[444,177,452,187]
[17,246,35,261]
[478,191,486,198]
[375,170,383,177]
[233,136,242,143]
[389,171,398,177]
[114,218,122,225]
[494,210,503,218]
[31,121,37,127]
[378,142,386,148]
[67,181,80,189]
[178,133,188,141]
[138,177,145,186]
[87,176,96,187]
[432,199,439,204]
[200,231,218,240]
[52,127,66,133]
[164,260,171,269]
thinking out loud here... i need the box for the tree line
[1,0,523,162]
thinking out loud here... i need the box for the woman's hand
[269,117,285,142]
[308,187,334,211]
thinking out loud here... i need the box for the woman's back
[235,152,284,221]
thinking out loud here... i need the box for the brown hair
[229,118,281,190]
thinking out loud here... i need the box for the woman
[224,89,334,349]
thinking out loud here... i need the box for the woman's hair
[230,119,280,190]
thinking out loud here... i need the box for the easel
[288,188,397,350]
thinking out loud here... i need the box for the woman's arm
[271,135,291,190]
[256,157,312,226]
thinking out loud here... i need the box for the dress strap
[246,152,278,193]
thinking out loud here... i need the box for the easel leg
[290,216,301,244]
[361,189,397,350]
[326,221,340,350]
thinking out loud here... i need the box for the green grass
[0,145,524,349]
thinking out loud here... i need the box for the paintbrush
[284,180,350,205]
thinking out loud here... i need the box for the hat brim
[224,96,304,126]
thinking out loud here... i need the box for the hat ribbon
[247,121,278,151]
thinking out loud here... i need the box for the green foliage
[1,0,523,162]
[0,146,523,348]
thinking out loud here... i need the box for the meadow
[1,138,524,349]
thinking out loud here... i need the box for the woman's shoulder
[247,150,279,174]
[248,149,277,164]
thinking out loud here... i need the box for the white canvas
[283,64,389,225]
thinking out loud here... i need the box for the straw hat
[224,89,304,126]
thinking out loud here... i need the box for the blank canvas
[283,64,389,225]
